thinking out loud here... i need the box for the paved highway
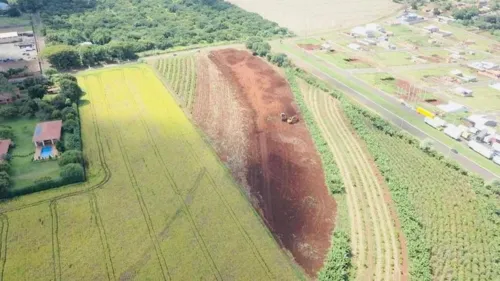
[282,44,500,181]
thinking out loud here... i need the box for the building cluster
[423,110,500,164]
[0,31,36,63]
[467,61,500,79]
[423,25,453,37]
[348,23,395,51]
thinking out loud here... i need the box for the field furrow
[304,85,366,276]
[302,81,406,281]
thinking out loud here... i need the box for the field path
[301,81,407,281]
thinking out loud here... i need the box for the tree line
[37,0,292,69]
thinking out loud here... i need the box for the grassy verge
[276,42,500,175]
[285,69,351,280]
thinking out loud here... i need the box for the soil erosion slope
[193,49,336,276]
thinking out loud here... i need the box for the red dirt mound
[298,44,320,50]
[193,49,336,277]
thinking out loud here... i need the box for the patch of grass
[296,38,323,45]
[371,51,413,66]
[384,24,413,36]
[316,51,371,69]
[356,73,398,94]
[1,118,61,191]
[0,14,31,28]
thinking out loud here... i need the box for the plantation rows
[301,81,403,281]
[155,56,197,111]
[345,107,499,281]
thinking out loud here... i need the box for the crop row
[155,56,197,111]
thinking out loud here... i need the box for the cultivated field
[154,50,337,277]
[300,81,408,281]
[155,56,197,111]
[226,0,400,34]
[348,108,500,280]
[0,65,301,280]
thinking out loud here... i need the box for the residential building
[399,13,426,25]
[444,124,463,140]
[437,102,468,113]
[33,120,63,147]
[0,32,21,44]
[467,114,497,128]
[348,43,362,51]
[424,25,439,33]
[0,139,11,161]
[454,87,473,97]
[424,117,446,129]
[489,83,500,91]
[350,26,375,38]
[468,140,494,159]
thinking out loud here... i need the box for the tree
[78,46,96,66]
[452,7,480,20]
[268,53,290,67]
[246,36,264,49]
[59,79,83,103]
[51,94,67,110]
[251,42,271,57]
[90,30,111,45]
[433,8,441,16]
[58,150,83,167]
[64,133,81,150]
[27,84,47,99]
[63,119,78,133]
[0,106,18,119]
[420,138,435,152]
[60,163,84,184]
[0,171,11,196]
[6,7,21,17]
[42,45,80,70]
[0,162,10,173]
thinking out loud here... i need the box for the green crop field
[154,55,197,111]
[345,106,500,280]
[0,65,301,280]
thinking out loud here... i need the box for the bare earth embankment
[192,49,336,276]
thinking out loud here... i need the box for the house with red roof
[0,139,11,161]
[32,120,62,160]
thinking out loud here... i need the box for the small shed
[348,43,362,51]
[424,25,439,32]
[437,102,468,113]
[454,87,473,97]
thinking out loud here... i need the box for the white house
[467,114,497,128]
[450,69,462,76]
[424,117,446,129]
[350,26,375,38]
[489,83,500,91]
[348,43,362,51]
[454,87,473,97]
[0,32,21,44]
[424,25,439,33]
[444,124,463,140]
[437,102,467,113]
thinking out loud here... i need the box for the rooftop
[0,32,18,39]
[0,139,11,158]
[32,120,63,142]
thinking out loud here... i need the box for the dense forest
[30,0,292,68]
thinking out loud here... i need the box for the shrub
[60,163,84,184]
[0,162,10,173]
[63,119,79,133]
[0,127,14,140]
[58,150,83,167]
[64,133,81,150]
[318,231,351,281]
[0,171,11,196]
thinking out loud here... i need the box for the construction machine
[287,115,298,124]
[280,113,287,122]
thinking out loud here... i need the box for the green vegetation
[372,51,413,66]
[37,0,291,69]
[155,55,197,110]
[0,73,85,197]
[246,37,291,67]
[0,13,30,27]
[356,73,398,94]
[316,52,371,69]
[285,69,351,280]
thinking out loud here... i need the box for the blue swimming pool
[40,146,53,158]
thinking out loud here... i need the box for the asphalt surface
[284,45,500,181]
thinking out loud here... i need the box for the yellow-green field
[0,65,301,280]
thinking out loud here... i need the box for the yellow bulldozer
[280,113,299,124]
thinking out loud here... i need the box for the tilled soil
[192,49,336,277]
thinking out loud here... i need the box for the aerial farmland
[1,0,500,280]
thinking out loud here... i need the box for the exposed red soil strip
[298,44,320,50]
[193,49,336,277]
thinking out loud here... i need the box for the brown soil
[193,49,336,277]
[396,79,424,102]
[298,44,320,50]
[418,54,443,63]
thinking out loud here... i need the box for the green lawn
[276,42,500,175]
[356,73,398,94]
[2,118,61,191]
[384,24,413,36]
[371,51,414,66]
[0,14,31,28]
[316,51,371,69]
[295,38,322,45]
[455,86,500,113]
